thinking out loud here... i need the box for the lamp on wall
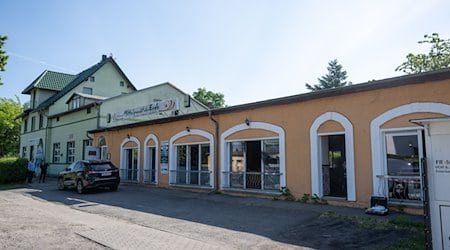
[245,118,250,126]
[127,134,131,139]
[186,126,190,132]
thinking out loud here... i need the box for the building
[90,68,450,211]
[19,55,209,175]
[19,55,137,174]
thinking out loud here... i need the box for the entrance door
[246,141,262,189]
[144,147,156,183]
[189,145,199,185]
[124,148,138,182]
[321,135,347,198]
[29,145,34,160]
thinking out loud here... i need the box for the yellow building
[91,68,450,211]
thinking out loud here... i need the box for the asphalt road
[0,178,423,249]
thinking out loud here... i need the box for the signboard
[113,98,179,121]
[160,141,169,175]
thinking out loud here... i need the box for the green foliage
[280,186,296,201]
[0,97,24,157]
[305,59,351,91]
[0,157,28,184]
[0,35,8,85]
[396,33,450,74]
[192,87,225,108]
[300,193,311,203]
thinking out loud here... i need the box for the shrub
[0,157,28,184]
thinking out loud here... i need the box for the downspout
[208,109,219,191]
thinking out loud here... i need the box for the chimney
[102,54,107,61]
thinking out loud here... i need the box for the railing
[224,171,281,191]
[143,169,157,184]
[120,169,139,182]
[170,169,211,187]
[386,175,422,202]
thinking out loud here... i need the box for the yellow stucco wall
[94,78,450,207]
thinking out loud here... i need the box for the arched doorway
[120,136,141,183]
[144,133,159,184]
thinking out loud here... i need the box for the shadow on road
[24,178,423,249]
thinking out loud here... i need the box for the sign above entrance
[113,98,179,121]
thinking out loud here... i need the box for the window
[53,143,61,163]
[384,130,423,204]
[29,145,34,161]
[56,117,60,122]
[31,117,36,131]
[228,139,280,190]
[82,87,93,95]
[87,107,91,114]
[71,97,80,109]
[39,114,44,129]
[89,76,95,82]
[120,81,124,87]
[82,139,92,160]
[173,144,210,186]
[67,141,75,163]
[24,119,28,133]
[22,146,27,158]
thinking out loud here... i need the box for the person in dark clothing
[39,160,48,183]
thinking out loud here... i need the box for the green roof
[22,70,76,94]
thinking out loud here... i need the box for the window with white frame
[67,141,75,163]
[53,143,61,163]
[82,87,92,95]
[383,130,423,203]
[173,143,210,186]
[71,97,81,110]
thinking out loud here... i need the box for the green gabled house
[19,55,136,174]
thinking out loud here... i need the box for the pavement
[0,177,424,249]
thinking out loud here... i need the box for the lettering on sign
[434,159,450,173]
[113,98,179,121]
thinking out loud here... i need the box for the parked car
[57,160,120,194]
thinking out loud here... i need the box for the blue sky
[1,0,449,106]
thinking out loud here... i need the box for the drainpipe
[208,109,219,191]
[95,102,101,129]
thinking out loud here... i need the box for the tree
[0,36,8,85]
[192,87,225,108]
[305,59,350,91]
[396,33,450,74]
[0,97,23,157]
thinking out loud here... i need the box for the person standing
[39,160,48,183]
[27,159,36,184]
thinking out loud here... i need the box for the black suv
[57,160,120,194]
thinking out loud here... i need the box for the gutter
[208,109,220,192]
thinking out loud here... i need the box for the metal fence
[143,169,157,184]
[225,171,281,191]
[120,169,139,183]
[386,175,422,202]
[169,169,211,187]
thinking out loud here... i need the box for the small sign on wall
[160,141,169,175]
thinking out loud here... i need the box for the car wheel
[76,180,84,194]
[110,184,119,191]
[57,178,66,190]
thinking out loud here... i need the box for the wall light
[127,134,131,139]
[186,126,190,132]
[245,118,250,126]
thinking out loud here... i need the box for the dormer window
[71,97,81,110]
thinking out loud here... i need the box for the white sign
[113,98,178,121]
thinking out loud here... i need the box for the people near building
[27,159,36,184]
[39,160,48,183]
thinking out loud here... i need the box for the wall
[99,83,207,128]
[94,78,450,207]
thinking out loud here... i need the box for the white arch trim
[143,133,159,184]
[169,129,214,187]
[220,122,286,189]
[119,136,141,181]
[371,102,450,196]
[310,112,356,201]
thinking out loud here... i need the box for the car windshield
[88,163,114,171]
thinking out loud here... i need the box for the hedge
[0,157,28,184]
